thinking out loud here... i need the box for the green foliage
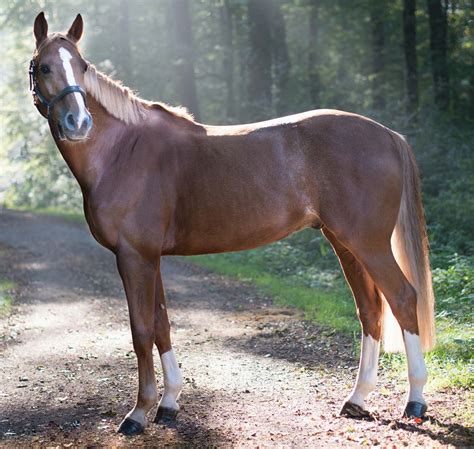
[0,0,472,389]
[191,226,473,390]
[0,279,16,316]
[433,254,473,322]
[191,249,359,334]
[381,253,473,389]
[12,206,85,224]
[409,115,474,255]
[0,0,473,217]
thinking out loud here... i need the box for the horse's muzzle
[60,111,93,141]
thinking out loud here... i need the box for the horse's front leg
[116,249,158,435]
[153,267,183,424]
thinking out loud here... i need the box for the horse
[30,13,435,435]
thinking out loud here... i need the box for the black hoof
[403,401,427,419]
[340,401,372,419]
[117,417,144,436]
[154,406,179,425]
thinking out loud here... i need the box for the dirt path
[0,209,472,447]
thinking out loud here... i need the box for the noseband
[29,59,87,120]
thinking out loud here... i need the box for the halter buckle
[29,59,35,93]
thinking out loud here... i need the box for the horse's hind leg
[346,238,428,418]
[323,229,382,417]
[153,266,183,424]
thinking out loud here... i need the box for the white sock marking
[58,47,87,127]
[159,349,183,410]
[403,330,427,404]
[348,334,380,408]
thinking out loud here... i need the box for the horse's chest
[84,204,119,252]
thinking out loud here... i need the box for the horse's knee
[131,327,155,353]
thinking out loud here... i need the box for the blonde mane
[84,63,194,125]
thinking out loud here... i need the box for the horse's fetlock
[166,374,183,395]
[357,373,377,395]
[408,367,427,387]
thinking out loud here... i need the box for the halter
[29,58,87,120]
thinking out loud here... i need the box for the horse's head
[31,12,92,142]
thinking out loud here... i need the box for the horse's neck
[53,97,123,193]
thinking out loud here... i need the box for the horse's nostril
[84,114,92,129]
[64,112,76,131]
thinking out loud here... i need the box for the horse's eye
[40,64,50,75]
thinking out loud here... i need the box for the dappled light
[0,0,472,446]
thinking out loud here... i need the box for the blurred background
[0,0,472,385]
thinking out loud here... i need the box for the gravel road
[0,209,471,447]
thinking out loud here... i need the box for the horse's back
[160,109,402,255]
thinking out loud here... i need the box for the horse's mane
[84,62,194,125]
[37,35,192,125]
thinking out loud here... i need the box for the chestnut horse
[30,13,435,435]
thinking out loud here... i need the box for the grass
[7,207,472,391]
[190,250,473,392]
[191,252,359,334]
[380,318,473,391]
[0,278,16,316]
[11,206,85,224]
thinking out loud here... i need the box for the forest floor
[0,209,472,447]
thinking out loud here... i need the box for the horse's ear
[34,12,48,48]
[67,14,83,42]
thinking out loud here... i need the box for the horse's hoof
[339,401,372,419]
[403,401,427,419]
[154,406,179,425]
[117,417,144,436]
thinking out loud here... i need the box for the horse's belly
[163,206,319,256]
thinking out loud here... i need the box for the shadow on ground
[0,386,234,447]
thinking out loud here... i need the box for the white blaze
[403,330,428,403]
[58,47,87,127]
[159,349,183,410]
[348,334,380,408]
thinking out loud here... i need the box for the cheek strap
[29,59,87,120]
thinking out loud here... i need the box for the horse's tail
[381,131,436,353]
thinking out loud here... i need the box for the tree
[307,0,321,107]
[427,0,450,110]
[403,0,419,119]
[246,0,273,121]
[370,0,386,110]
[272,1,291,116]
[117,0,132,83]
[170,0,200,119]
[219,0,236,122]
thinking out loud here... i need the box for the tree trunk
[170,0,200,119]
[118,0,132,83]
[219,0,235,122]
[246,0,273,121]
[370,0,386,110]
[272,1,291,116]
[427,0,450,110]
[308,0,321,107]
[403,0,419,118]
[234,8,247,122]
